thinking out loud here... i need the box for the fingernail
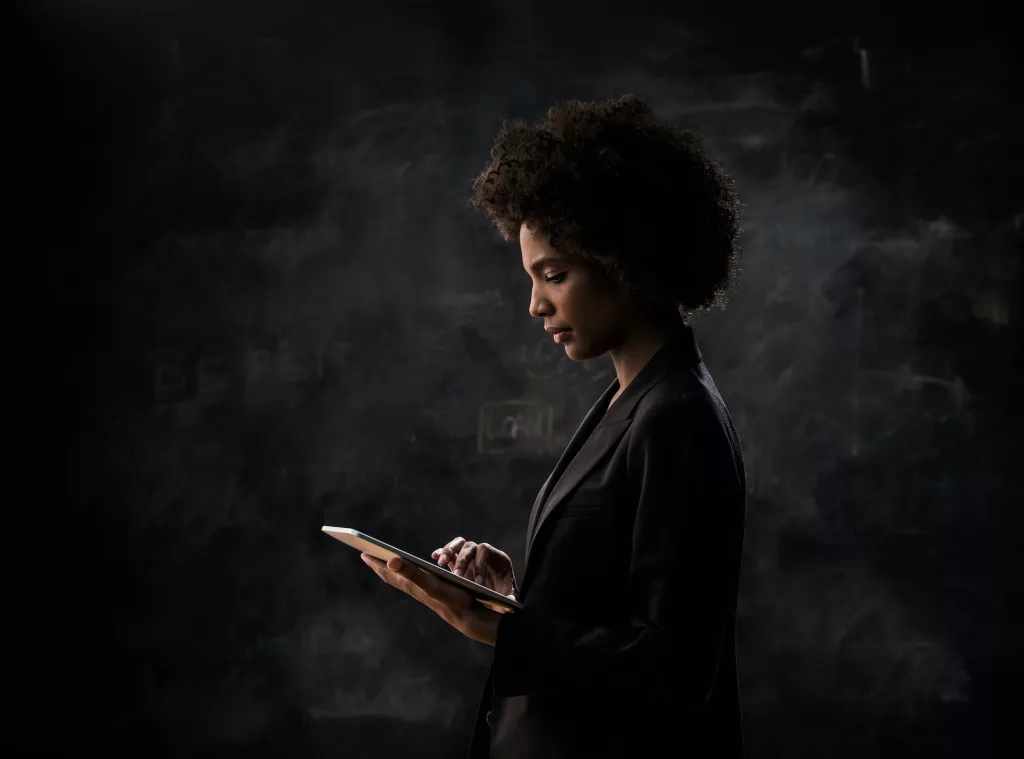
[476,575,483,584]
[454,569,462,576]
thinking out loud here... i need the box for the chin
[566,335,612,362]
[562,340,593,362]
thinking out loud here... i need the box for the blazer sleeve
[491,398,742,711]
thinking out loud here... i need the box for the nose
[528,290,550,321]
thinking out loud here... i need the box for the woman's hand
[432,537,520,614]
[360,553,504,646]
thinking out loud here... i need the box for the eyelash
[545,273,566,283]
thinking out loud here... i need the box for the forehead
[520,224,568,270]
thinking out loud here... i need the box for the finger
[363,554,459,623]
[363,554,410,583]
[475,543,493,585]
[361,553,393,584]
[383,557,435,595]
[389,560,473,623]
[434,537,466,568]
[431,548,448,569]
[453,542,477,577]
[480,599,511,614]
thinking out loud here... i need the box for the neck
[607,317,677,397]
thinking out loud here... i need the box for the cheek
[568,284,615,326]
[562,280,596,314]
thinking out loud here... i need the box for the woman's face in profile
[519,223,629,361]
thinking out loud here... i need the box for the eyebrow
[528,255,567,272]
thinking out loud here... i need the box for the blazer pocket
[561,501,612,518]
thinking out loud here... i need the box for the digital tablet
[323,526,524,613]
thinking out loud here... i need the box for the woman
[361,93,747,758]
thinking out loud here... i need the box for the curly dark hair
[470,93,743,324]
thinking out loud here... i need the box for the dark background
[15,1,1021,756]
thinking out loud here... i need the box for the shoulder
[626,394,717,461]
[630,366,725,439]
[625,365,742,473]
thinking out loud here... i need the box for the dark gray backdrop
[16,1,1021,757]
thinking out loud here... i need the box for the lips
[545,326,571,334]
[551,328,573,344]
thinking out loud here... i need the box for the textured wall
[17,1,1021,756]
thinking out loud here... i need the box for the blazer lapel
[522,377,620,569]
[522,413,631,577]
[520,323,704,584]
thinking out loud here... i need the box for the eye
[545,272,566,283]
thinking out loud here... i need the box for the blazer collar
[521,323,702,584]
[596,321,702,428]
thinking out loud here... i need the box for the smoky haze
[16,1,1020,757]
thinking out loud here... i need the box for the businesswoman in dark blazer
[361,93,747,758]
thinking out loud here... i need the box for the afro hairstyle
[470,93,743,324]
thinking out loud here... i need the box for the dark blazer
[466,323,747,758]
